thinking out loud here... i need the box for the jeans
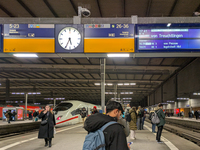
[152,123,156,132]
[142,116,146,129]
[137,118,143,130]
[8,117,11,123]
[156,126,163,142]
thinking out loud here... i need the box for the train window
[71,108,81,116]
[53,103,73,111]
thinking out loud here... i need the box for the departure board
[4,24,55,53]
[84,24,135,53]
[136,24,200,52]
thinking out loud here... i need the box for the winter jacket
[129,108,137,130]
[155,107,165,127]
[81,109,87,118]
[136,109,144,118]
[117,116,130,137]
[84,113,129,150]
[38,111,56,139]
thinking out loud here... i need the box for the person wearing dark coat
[84,101,130,150]
[38,105,56,148]
[194,110,199,120]
[155,104,165,143]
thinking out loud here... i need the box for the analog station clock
[55,24,84,53]
[58,27,81,50]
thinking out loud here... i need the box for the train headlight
[57,116,62,120]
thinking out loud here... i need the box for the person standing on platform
[5,110,12,124]
[117,114,130,137]
[12,110,17,121]
[142,108,146,129]
[84,101,130,150]
[38,105,56,148]
[155,104,165,143]
[33,110,39,122]
[181,111,184,119]
[136,106,143,130]
[125,104,131,122]
[91,106,98,114]
[149,108,156,133]
[81,107,87,125]
[129,106,137,140]
[194,110,199,120]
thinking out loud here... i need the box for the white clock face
[58,27,81,50]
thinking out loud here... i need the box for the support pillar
[54,98,56,108]
[114,84,117,101]
[6,79,10,103]
[100,58,106,113]
[25,93,28,120]
[33,86,36,103]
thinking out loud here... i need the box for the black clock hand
[65,39,70,48]
[69,37,72,45]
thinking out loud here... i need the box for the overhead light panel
[94,83,101,86]
[130,83,136,85]
[107,83,113,86]
[118,83,123,86]
[124,83,130,85]
[177,98,189,100]
[13,54,38,58]
[107,54,130,57]
[193,93,200,95]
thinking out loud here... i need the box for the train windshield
[53,103,73,111]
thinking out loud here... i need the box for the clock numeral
[74,30,76,32]
[59,38,63,40]
[69,46,71,50]
[64,30,66,32]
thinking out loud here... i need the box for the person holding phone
[38,105,56,148]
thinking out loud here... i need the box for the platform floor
[0,122,199,150]
[0,120,39,126]
[166,116,200,122]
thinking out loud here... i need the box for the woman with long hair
[38,105,56,147]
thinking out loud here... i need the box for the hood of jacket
[129,108,136,113]
[84,113,117,132]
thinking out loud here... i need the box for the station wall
[163,76,176,101]
[155,87,162,104]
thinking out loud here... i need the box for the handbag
[41,117,48,125]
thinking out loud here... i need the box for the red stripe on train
[56,116,79,125]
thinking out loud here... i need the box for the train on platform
[54,100,101,127]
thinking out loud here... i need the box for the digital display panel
[17,109,23,120]
[84,24,135,53]
[136,24,200,52]
[0,25,2,52]
[4,24,55,53]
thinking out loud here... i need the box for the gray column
[25,93,28,120]
[100,58,106,113]
[33,86,36,103]
[54,98,56,108]
[6,79,10,103]
[114,84,117,101]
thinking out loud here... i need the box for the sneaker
[157,141,163,143]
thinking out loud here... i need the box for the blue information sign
[136,23,200,52]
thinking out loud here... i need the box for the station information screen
[136,24,200,52]
[4,24,55,53]
[84,24,135,53]
[0,25,2,52]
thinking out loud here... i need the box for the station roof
[0,57,195,104]
[0,0,199,18]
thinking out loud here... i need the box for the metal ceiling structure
[0,57,195,105]
[0,0,199,18]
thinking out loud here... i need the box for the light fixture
[34,103,41,105]
[44,98,65,100]
[120,92,133,94]
[28,92,41,95]
[130,83,136,85]
[107,83,113,86]
[167,101,174,103]
[193,93,200,95]
[44,98,54,100]
[12,92,25,95]
[123,98,132,100]
[124,83,129,85]
[177,98,189,100]
[94,83,100,86]
[107,54,130,57]
[0,83,1,85]
[167,23,171,27]
[13,54,38,58]
[118,83,123,86]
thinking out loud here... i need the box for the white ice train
[54,100,101,127]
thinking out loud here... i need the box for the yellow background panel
[84,38,135,53]
[4,39,55,53]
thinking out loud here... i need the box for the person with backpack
[125,104,131,122]
[83,101,130,150]
[129,106,137,140]
[155,104,165,143]
[136,106,143,130]
[5,110,12,124]
[149,108,156,133]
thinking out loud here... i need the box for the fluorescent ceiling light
[193,93,200,95]
[118,83,123,86]
[107,83,113,86]
[107,54,130,57]
[130,83,136,85]
[167,23,171,27]
[13,54,38,58]
[12,92,24,95]
[124,83,129,85]
[94,83,100,86]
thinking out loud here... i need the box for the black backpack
[126,112,132,122]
